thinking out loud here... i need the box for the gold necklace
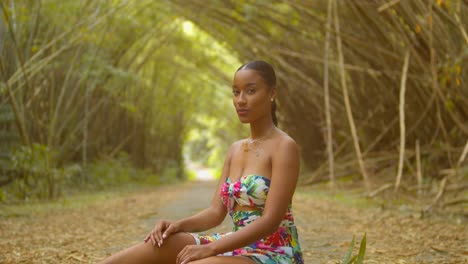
[242,126,276,156]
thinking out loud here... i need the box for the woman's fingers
[163,224,175,239]
[150,230,157,246]
[144,220,173,247]
[156,221,169,246]
[180,255,192,264]
[155,229,164,247]
[177,245,213,264]
[176,245,188,264]
[176,246,186,264]
[177,245,194,264]
[153,221,169,247]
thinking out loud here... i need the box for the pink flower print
[257,242,282,253]
[233,248,249,255]
[220,183,230,208]
[264,227,287,246]
[284,212,294,221]
[232,181,242,198]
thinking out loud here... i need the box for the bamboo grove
[0,0,466,204]
[168,0,467,204]
[0,0,242,200]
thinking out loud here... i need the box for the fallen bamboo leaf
[430,245,449,253]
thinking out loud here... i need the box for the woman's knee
[99,232,196,264]
[188,256,256,264]
[143,232,196,259]
[164,232,197,247]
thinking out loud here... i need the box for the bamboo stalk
[0,6,3,51]
[443,198,468,207]
[82,81,91,181]
[457,139,468,167]
[324,0,335,186]
[0,59,30,146]
[424,176,448,211]
[377,0,402,12]
[48,46,84,150]
[271,48,384,76]
[333,1,370,191]
[1,1,32,110]
[416,139,423,196]
[427,1,468,135]
[0,1,30,146]
[368,183,393,198]
[395,50,410,192]
[453,0,468,44]
[5,2,125,92]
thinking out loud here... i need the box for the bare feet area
[0,179,466,263]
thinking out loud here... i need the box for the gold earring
[271,98,274,102]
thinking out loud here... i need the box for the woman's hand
[144,220,181,247]
[176,244,215,264]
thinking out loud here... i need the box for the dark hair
[236,60,278,126]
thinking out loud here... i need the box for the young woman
[99,61,304,264]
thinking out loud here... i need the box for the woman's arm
[164,143,234,235]
[174,184,228,233]
[149,144,234,247]
[205,137,300,254]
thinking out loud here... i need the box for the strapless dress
[190,174,303,264]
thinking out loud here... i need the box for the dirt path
[0,180,466,263]
[293,186,466,263]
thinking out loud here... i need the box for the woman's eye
[247,89,256,95]
[232,90,240,96]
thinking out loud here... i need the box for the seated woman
[99,60,304,264]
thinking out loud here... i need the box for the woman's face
[232,69,275,124]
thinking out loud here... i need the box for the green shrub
[2,144,67,201]
[0,148,165,202]
[84,152,160,189]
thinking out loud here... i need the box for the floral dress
[190,174,304,264]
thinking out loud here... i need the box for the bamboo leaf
[356,233,367,264]
[341,236,355,264]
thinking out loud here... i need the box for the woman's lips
[236,109,248,116]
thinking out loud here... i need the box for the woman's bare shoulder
[226,139,245,157]
[273,130,299,155]
[230,139,245,150]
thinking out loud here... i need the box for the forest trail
[0,178,466,264]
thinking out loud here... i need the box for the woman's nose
[235,92,247,105]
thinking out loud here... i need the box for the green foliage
[341,233,367,264]
[0,148,165,202]
[0,105,18,161]
[185,169,198,181]
[2,144,67,201]
[341,236,355,264]
[169,0,468,183]
[356,233,366,264]
[84,152,160,189]
[0,0,241,201]
[3,0,464,203]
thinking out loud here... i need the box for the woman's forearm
[207,215,279,255]
[176,206,226,233]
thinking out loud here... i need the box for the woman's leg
[188,256,256,264]
[99,232,196,264]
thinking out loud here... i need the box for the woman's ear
[270,88,277,101]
